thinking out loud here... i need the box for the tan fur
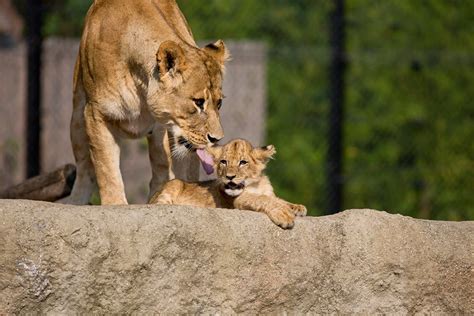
[68,0,230,205]
[149,139,307,229]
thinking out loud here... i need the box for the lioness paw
[267,208,295,229]
[289,203,307,217]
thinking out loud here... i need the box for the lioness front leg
[147,125,174,200]
[84,104,127,205]
[67,77,96,204]
[234,193,295,229]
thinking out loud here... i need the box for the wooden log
[0,164,76,201]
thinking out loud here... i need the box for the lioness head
[205,139,275,197]
[147,39,230,159]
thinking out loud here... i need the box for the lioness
[149,139,307,228]
[68,0,229,205]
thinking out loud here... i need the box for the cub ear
[253,145,276,163]
[204,39,231,67]
[156,40,187,77]
[207,145,223,162]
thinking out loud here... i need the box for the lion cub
[149,139,306,228]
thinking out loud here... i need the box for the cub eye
[239,160,248,166]
[193,98,205,110]
[217,99,223,110]
[220,160,227,165]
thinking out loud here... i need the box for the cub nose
[226,175,236,180]
[207,134,222,144]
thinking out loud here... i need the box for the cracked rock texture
[0,199,473,314]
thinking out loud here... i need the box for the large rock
[0,199,472,314]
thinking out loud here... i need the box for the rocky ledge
[0,199,472,314]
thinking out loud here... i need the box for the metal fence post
[26,0,43,178]
[327,0,346,214]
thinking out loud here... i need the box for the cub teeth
[225,182,244,190]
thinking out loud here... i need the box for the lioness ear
[253,145,276,164]
[156,40,187,77]
[204,39,231,67]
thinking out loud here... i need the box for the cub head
[147,40,230,158]
[206,139,276,197]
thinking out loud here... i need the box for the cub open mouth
[224,182,245,190]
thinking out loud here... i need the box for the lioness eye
[193,98,205,110]
[217,99,222,110]
[220,160,227,165]
[239,160,248,166]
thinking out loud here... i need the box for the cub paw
[267,207,295,229]
[289,203,307,217]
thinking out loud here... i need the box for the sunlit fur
[149,139,307,229]
[209,139,275,197]
[68,0,230,205]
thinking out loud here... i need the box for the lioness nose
[226,175,236,180]
[207,134,221,144]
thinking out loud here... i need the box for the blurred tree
[0,0,24,44]
[13,0,91,37]
[14,0,473,219]
[345,0,474,220]
[41,0,91,37]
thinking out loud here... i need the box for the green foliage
[12,0,91,36]
[29,0,474,219]
[42,0,91,37]
[345,0,474,220]
[184,0,474,220]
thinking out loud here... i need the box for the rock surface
[0,199,472,314]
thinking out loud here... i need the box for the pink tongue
[196,149,214,175]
